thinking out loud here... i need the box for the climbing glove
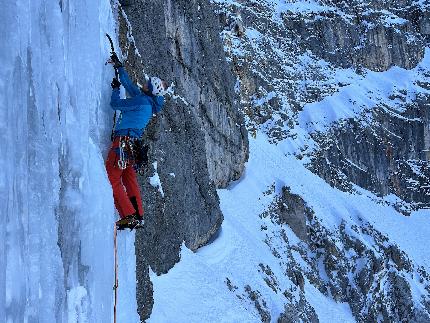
[110,53,123,68]
[111,78,121,89]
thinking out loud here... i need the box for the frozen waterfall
[1,1,138,322]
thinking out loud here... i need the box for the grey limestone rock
[244,285,271,323]
[118,0,248,188]
[114,0,249,319]
[278,293,319,323]
[262,187,430,322]
[282,2,425,72]
[309,93,430,210]
[275,186,311,242]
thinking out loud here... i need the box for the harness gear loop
[115,135,148,172]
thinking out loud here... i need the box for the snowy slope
[148,0,430,321]
[149,135,360,322]
[299,49,430,133]
[149,132,430,322]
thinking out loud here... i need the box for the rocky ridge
[260,186,430,322]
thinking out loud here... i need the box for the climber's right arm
[118,67,141,97]
[110,88,138,112]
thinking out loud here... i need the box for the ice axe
[105,33,120,79]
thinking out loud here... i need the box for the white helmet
[150,77,166,96]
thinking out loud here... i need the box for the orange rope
[113,224,118,323]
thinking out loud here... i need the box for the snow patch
[299,48,430,133]
[149,161,165,197]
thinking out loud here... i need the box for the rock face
[216,0,429,130]
[282,0,426,71]
[275,187,310,242]
[215,0,430,209]
[114,0,248,319]
[212,0,430,321]
[310,89,430,211]
[264,187,430,323]
[284,0,430,211]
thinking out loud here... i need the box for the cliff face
[113,0,430,321]
[282,0,427,71]
[291,0,430,211]
[211,0,430,321]
[115,0,249,319]
[215,0,429,210]
[310,92,430,212]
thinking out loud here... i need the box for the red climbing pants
[105,137,144,219]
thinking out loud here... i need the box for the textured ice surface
[1,1,138,322]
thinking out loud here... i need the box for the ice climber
[106,53,167,230]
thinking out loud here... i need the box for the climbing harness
[116,136,149,174]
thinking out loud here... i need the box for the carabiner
[118,159,127,169]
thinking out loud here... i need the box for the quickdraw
[118,137,129,170]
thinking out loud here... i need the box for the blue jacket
[110,67,164,138]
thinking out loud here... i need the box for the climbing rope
[113,224,119,323]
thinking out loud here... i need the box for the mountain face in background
[216,0,430,212]
[216,0,430,321]
[2,0,430,322]
[116,0,430,321]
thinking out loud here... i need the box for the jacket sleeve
[110,88,138,112]
[118,67,141,97]
[152,95,165,113]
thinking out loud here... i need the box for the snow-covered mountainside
[148,0,430,322]
[2,0,430,322]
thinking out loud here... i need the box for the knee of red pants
[105,144,135,218]
[106,155,120,183]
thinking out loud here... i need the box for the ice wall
[0,1,138,322]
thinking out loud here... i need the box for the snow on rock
[299,48,430,133]
[149,161,165,198]
[147,0,430,321]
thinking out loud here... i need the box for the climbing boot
[115,215,135,230]
[129,196,144,223]
[131,214,144,229]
